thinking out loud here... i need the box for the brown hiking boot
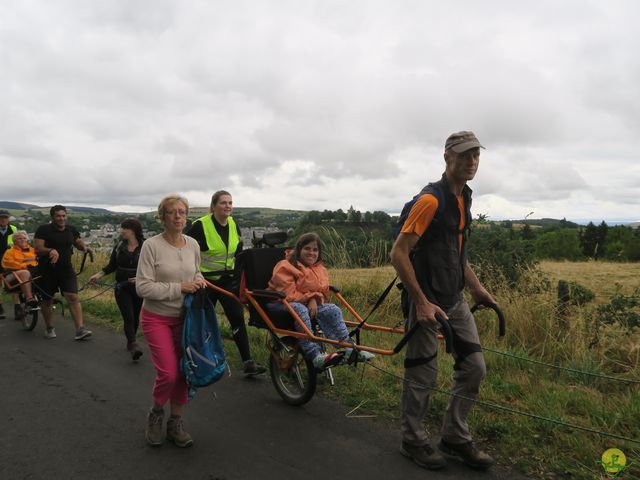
[167,415,193,448]
[437,439,495,470]
[145,408,164,446]
[400,441,447,470]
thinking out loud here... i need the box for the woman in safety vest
[187,190,266,376]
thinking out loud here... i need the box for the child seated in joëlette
[267,232,375,370]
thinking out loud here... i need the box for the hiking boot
[74,327,93,341]
[312,351,344,370]
[145,408,164,447]
[437,439,495,470]
[243,359,266,377]
[0,304,5,319]
[44,327,57,339]
[128,341,143,361]
[166,415,193,448]
[400,441,447,470]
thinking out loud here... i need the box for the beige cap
[445,131,485,153]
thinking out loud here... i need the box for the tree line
[298,206,393,227]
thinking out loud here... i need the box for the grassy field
[539,260,640,302]
[5,256,638,479]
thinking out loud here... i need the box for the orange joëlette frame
[204,279,406,356]
[1,271,26,291]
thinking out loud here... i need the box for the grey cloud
[1,1,639,221]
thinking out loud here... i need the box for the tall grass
[325,263,639,479]
[320,226,391,268]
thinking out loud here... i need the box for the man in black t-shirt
[34,205,93,340]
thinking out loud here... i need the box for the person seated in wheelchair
[267,232,375,370]
[1,230,39,314]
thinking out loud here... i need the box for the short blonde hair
[12,230,28,240]
[157,193,189,220]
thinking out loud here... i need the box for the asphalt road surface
[0,313,530,480]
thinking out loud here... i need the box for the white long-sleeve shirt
[136,233,204,317]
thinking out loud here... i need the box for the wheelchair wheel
[269,336,317,406]
[22,306,38,331]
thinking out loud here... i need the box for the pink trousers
[140,308,188,406]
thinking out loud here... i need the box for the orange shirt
[1,244,38,270]
[268,257,330,304]
[400,193,466,251]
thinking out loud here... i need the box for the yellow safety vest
[5,224,17,248]
[198,214,239,280]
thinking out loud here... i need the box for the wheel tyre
[23,306,38,331]
[269,336,317,406]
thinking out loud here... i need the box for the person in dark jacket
[187,190,266,376]
[390,131,496,471]
[89,218,144,360]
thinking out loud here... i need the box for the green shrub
[595,288,640,331]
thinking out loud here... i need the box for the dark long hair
[120,218,144,244]
[289,232,323,268]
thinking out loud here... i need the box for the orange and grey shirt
[399,174,472,307]
[400,192,467,253]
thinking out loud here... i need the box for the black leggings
[207,278,251,362]
[115,283,143,344]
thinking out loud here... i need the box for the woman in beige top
[136,193,206,448]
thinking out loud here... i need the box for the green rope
[483,347,640,385]
[365,362,640,446]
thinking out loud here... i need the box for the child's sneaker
[44,327,57,339]
[344,348,376,363]
[312,351,344,370]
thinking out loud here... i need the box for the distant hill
[190,206,306,229]
[517,218,582,228]
[2,200,306,229]
[0,201,41,210]
[64,206,114,214]
[0,201,115,215]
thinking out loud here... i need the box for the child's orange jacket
[268,255,330,304]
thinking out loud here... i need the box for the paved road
[0,314,529,480]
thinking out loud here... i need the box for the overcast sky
[1,1,639,222]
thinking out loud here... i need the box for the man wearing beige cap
[390,131,496,470]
